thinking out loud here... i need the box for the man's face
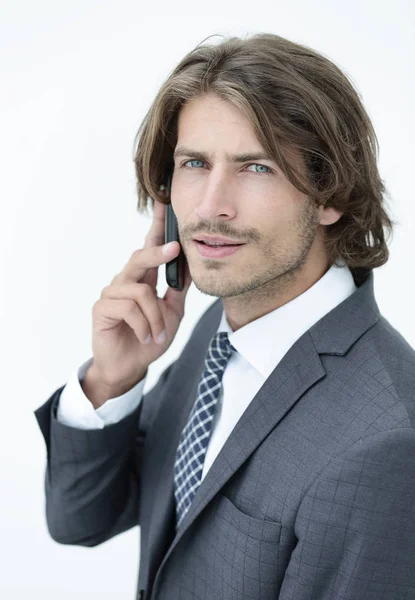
[171,92,322,299]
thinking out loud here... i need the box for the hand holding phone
[83,195,192,406]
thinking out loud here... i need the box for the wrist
[81,365,147,409]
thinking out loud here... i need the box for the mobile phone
[164,166,186,290]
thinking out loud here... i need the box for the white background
[1,0,414,598]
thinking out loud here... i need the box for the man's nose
[194,173,237,220]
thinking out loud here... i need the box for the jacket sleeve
[34,360,176,547]
[278,427,415,600]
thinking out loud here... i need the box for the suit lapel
[147,269,380,596]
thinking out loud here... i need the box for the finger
[100,283,167,341]
[94,298,152,345]
[144,197,167,249]
[114,241,180,284]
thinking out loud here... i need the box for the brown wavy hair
[133,32,396,283]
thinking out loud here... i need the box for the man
[34,33,415,599]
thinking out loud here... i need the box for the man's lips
[193,235,245,245]
[193,240,245,258]
[196,241,243,246]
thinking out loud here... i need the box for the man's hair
[133,32,395,282]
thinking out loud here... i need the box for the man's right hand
[85,196,192,404]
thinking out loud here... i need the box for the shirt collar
[217,262,357,379]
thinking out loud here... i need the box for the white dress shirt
[57,262,357,482]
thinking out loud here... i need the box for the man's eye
[182,159,205,169]
[245,164,272,174]
[181,160,272,175]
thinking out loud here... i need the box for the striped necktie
[173,331,236,529]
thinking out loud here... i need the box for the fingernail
[144,333,152,344]
[156,330,166,344]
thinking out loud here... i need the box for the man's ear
[319,205,344,226]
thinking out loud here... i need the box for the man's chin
[191,278,225,298]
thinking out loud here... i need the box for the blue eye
[245,164,271,174]
[181,159,272,175]
[183,159,205,169]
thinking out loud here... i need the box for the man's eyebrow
[173,146,275,163]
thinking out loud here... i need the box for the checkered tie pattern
[173,331,236,529]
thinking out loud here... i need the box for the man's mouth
[197,240,243,247]
[194,240,245,258]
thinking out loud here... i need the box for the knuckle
[100,285,111,298]
[92,300,101,315]
[125,299,139,314]
[138,283,155,299]
[131,248,142,261]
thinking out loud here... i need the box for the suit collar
[309,269,380,354]
[215,267,378,357]
[218,262,358,379]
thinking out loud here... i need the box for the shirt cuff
[56,357,146,429]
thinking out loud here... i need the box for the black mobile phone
[164,167,186,290]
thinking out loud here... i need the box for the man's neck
[223,261,331,332]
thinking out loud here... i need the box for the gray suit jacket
[34,269,415,600]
